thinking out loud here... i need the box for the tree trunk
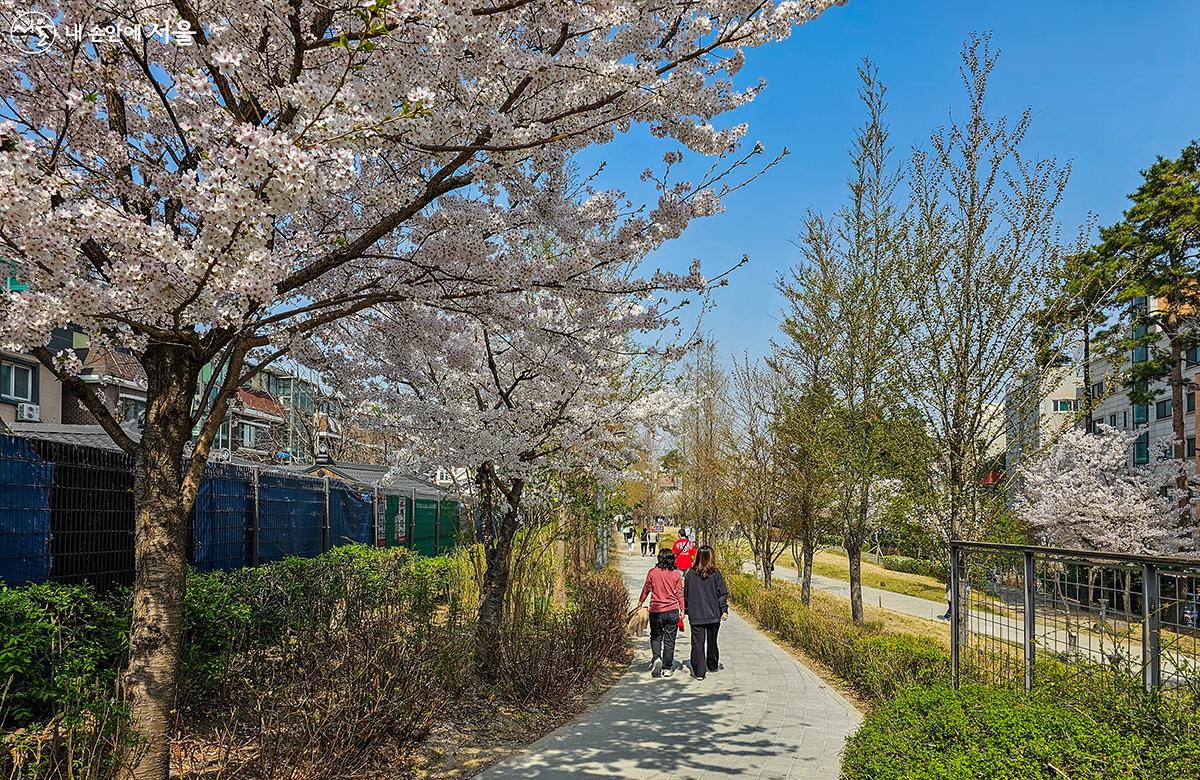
[1168,321,1190,527]
[122,346,201,780]
[800,542,814,606]
[476,472,524,677]
[848,545,864,624]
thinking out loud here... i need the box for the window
[1157,399,1173,420]
[1053,399,1075,412]
[214,421,230,452]
[1090,381,1104,399]
[117,395,146,424]
[1187,346,1200,366]
[1123,411,1129,428]
[1134,403,1149,425]
[1190,392,1197,414]
[238,421,266,449]
[0,360,34,401]
[1188,437,1197,459]
[1109,414,1118,428]
[1134,432,1150,465]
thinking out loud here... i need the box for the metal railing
[950,541,1200,693]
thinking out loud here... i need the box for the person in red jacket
[672,530,696,571]
[637,548,684,677]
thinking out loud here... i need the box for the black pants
[690,621,720,678]
[641,539,649,555]
[649,609,679,669]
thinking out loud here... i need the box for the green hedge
[841,683,1200,779]
[880,554,948,582]
[0,583,128,726]
[727,573,948,703]
[1,546,476,727]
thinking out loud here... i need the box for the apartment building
[1005,356,1083,473]
[1082,296,1200,466]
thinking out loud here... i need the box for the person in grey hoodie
[683,545,729,679]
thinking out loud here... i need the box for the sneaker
[662,668,674,678]
[651,658,663,677]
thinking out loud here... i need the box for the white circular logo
[10,11,56,54]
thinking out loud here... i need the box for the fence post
[250,468,260,567]
[434,491,441,553]
[322,477,331,552]
[1023,550,1037,692]
[950,542,961,689]
[409,488,416,550]
[1143,562,1161,692]
[372,486,380,547]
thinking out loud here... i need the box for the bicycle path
[477,552,862,780]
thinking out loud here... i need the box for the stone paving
[477,552,861,780]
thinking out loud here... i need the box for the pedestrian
[637,548,684,677]
[940,583,952,621]
[621,524,633,552]
[683,545,729,679]
[648,526,660,552]
[686,525,698,544]
[640,526,650,556]
[673,530,696,571]
[627,525,637,555]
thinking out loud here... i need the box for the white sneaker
[662,668,674,678]
[651,658,663,677]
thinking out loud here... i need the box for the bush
[206,546,475,779]
[881,554,948,582]
[0,583,128,728]
[496,568,630,704]
[728,573,949,704]
[842,684,1152,779]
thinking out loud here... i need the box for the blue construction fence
[0,433,458,588]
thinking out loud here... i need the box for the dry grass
[795,550,947,604]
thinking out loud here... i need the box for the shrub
[0,583,127,728]
[209,547,476,779]
[496,568,630,705]
[727,572,948,704]
[881,554,948,582]
[842,684,1149,779]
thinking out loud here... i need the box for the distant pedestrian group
[635,528,728,680]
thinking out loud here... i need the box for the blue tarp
[329,483,373,547]
[257,471,324,562]
[0,435,52,584]
[192,463,252,571]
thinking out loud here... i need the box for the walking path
[477,551,862,780]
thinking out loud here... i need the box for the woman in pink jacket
[636,548,685,677]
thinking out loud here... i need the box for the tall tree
[776,59,908,622]
[676,339,732,543]
[1096,140,1200,524]
[726,356,788,587]
[902,34,1069,543]
[0,1,842,772]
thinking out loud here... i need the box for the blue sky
[578,0,1200,364]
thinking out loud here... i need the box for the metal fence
[950,541,1200,693]
[0,433,457,588]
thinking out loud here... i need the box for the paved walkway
[477,552,862,780]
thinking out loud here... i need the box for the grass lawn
[796,550,947,604]
[801,586,951,649]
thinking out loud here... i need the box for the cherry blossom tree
[1016,425,1192,556]
[0,0,843,773]
[339,242,689,663]
[1016,424,1194,618]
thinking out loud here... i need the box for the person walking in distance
[647,526,660,553]
[640,526,650,556]
[637,549,685,677]
[673,529,696,572]
[683,545,729,679]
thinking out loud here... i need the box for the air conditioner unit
[16,403,40,422]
